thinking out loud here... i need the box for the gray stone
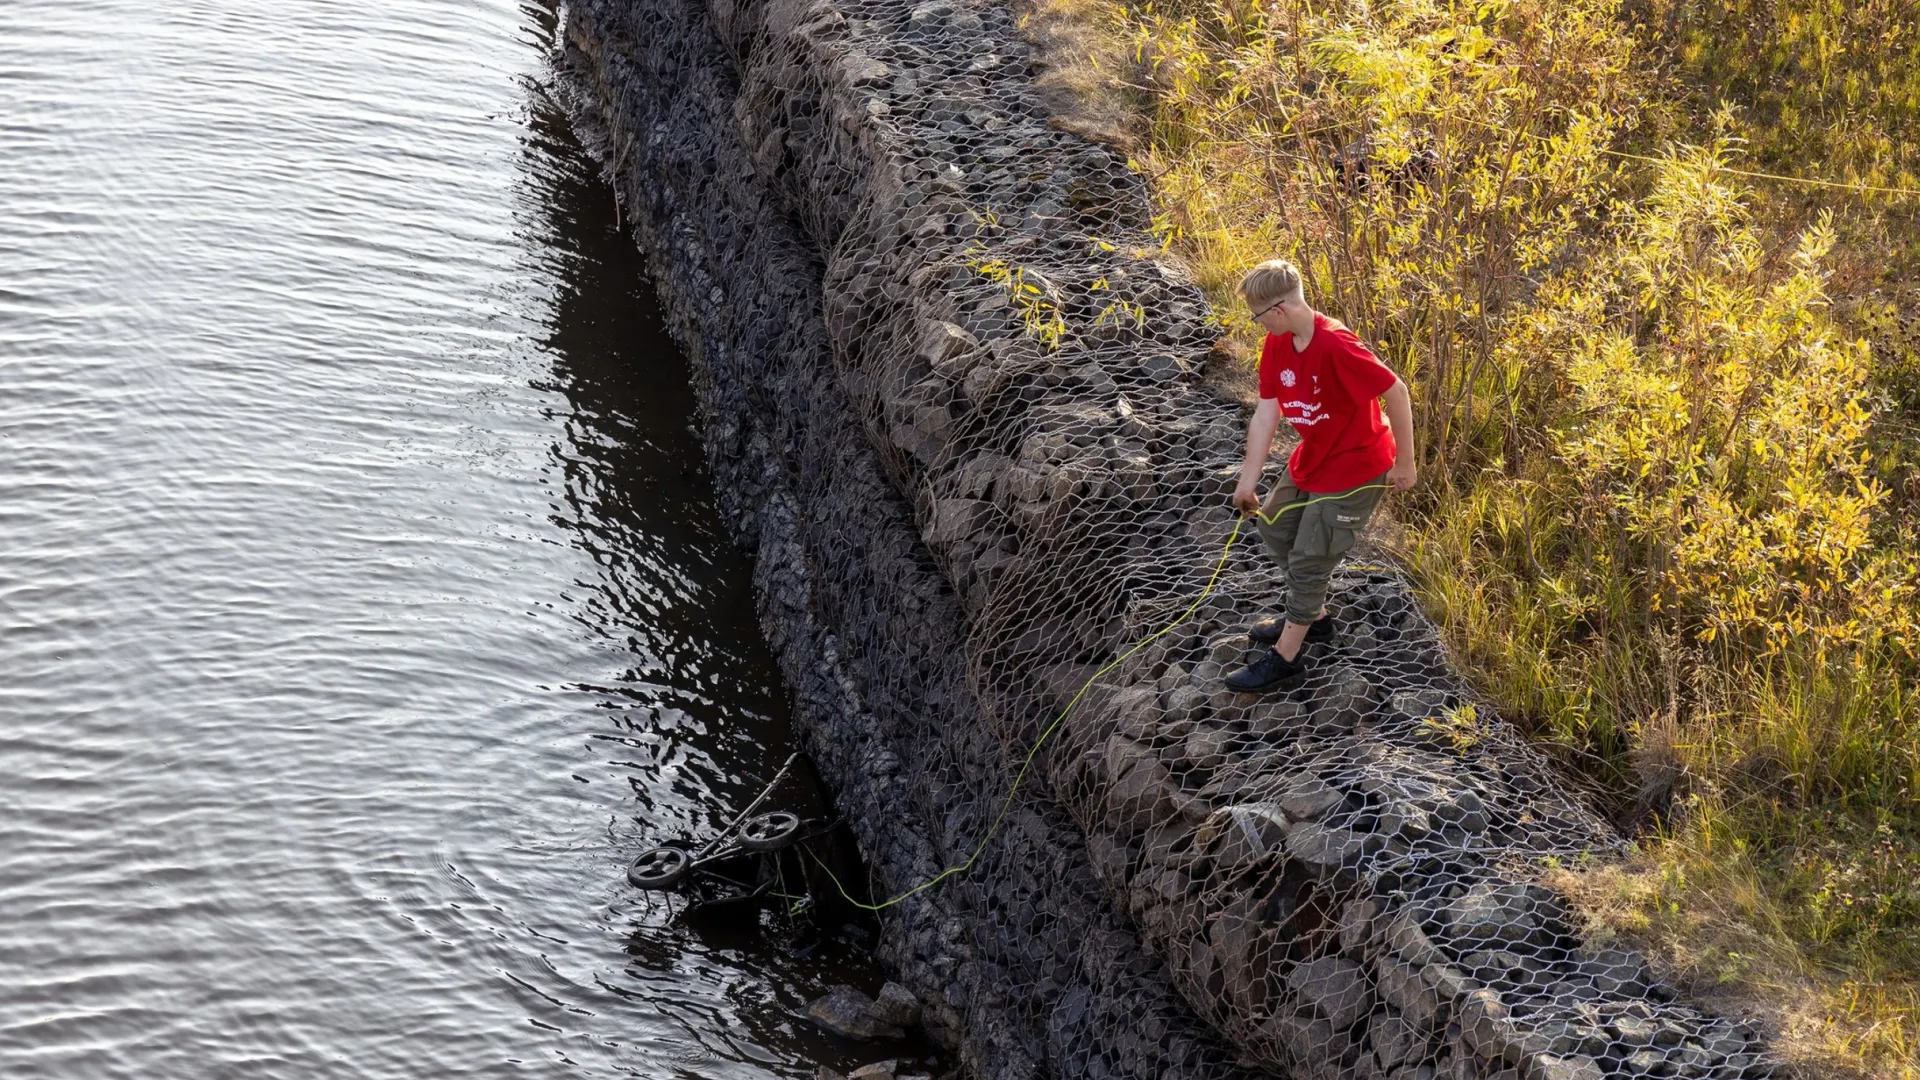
[1573,945,1652,997]
[847,1061,900,1080]
[1285,821,1366,871]
[1457,988,1517,1061]
[1085,828,1130,892]
[1433,787,1484,816]
[1622,1049,1664,1075]
[1445,883,1539,948]
[918,319,978,369]
[1244,699,1309,739]
[807,986,906,1041]
[1460,949,1525,983]
[1700,1024,1754,1059]
[1339,897,1381,953]
[1102,733,1152,786]
[1270,1012,1341,1065]
[836,52,891,89]
[1315,664,1376,728]
[1105,752,1179,831]
[1612,1013,1656,1045]
[1386,914,1442,966]
[1183,723,1231,768]
[1165,683,1210,725]
[1375,953,1438,1027]
[1370,1010,1423,1071]
[1289,956,1372,1030]
[1379,800,1434,839]
[870,982,921,1028]
[1545,978,1604,1004]
[1276,775,1344,821]
[1387,688,1452,722]
[927,498,989,544]
[1212,913,1274,1015]
[1110,687,1161,741]
[1226,802,1291,854]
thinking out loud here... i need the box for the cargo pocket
[1322,479,1386,559]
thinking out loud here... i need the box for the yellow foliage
[1088,0,1920,1068]
[1542,146,1914,657]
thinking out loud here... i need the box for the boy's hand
[1387,458,1418,490]
[1232,483,1261,517]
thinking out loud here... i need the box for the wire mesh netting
[565,0,1784,1074]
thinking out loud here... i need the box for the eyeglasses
[1250,298,1287,320]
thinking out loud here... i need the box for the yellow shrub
[1542,142,1915,658]
[1098,0,1920,1061]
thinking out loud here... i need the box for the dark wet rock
[809,986,907,1041]
[872,982,923,1028]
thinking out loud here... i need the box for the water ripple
[0,2,900,1077]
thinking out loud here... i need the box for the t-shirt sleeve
[1256,333,1283,399]
[1327,326,1397,400]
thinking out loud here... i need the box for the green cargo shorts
[1255,472,1389,624]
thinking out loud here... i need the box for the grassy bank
[1018,0,1920,1073]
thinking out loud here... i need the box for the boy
[1224,259,1417,693]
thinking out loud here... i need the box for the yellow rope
[1438,108,1920,199]
[1593,145,1920,199]
[805,482,1391,913]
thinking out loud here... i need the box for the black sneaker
[1224,649,1306,693]
[1248,612,1335,646]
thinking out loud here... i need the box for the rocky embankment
[560,0,1779,1077]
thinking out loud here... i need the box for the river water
[0,2,901,1077]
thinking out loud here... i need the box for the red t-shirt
[1257,313,1398,492]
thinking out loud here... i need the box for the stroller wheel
[738,810,802,852]
[627,845,692,890]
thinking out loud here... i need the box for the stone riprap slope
[563,4,1262,1079]
[562,0,1780,1076]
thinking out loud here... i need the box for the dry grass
[1012,0,1144,149]
[1547,847,1919,1079]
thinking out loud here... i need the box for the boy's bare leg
[1273,605,1328,662]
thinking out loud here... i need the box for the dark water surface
[0,2,887,1076]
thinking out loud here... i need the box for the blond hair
[1238,259,1304,310]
